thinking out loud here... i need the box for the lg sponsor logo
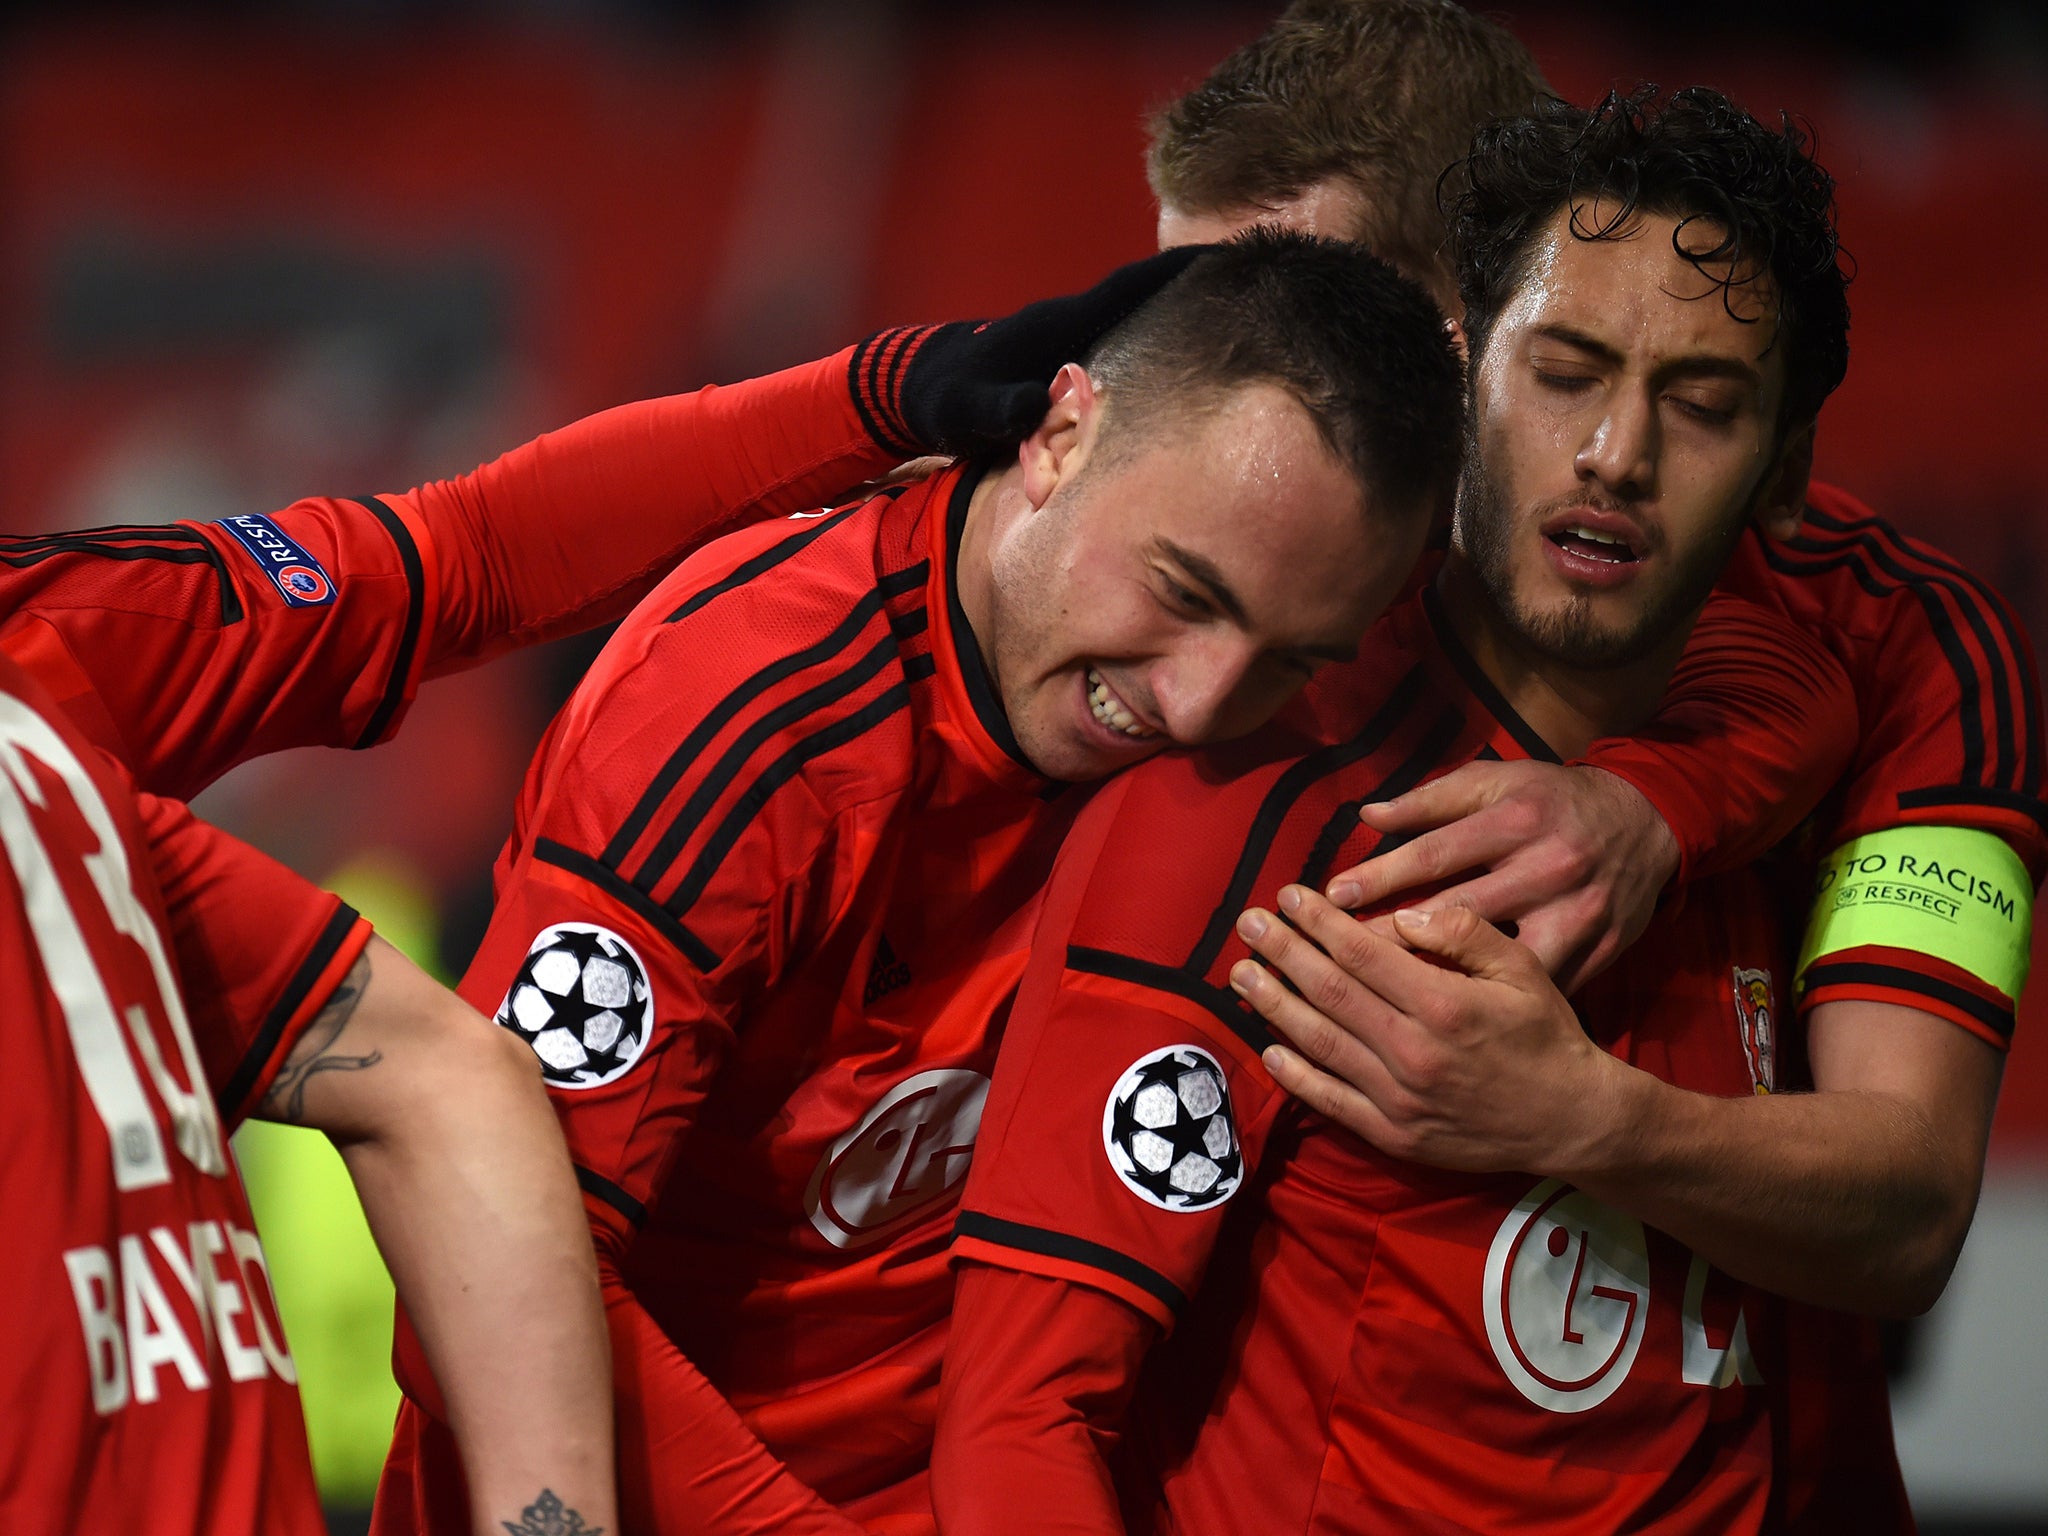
[1483,1179,1759,1414]
[805,1069,990,1249]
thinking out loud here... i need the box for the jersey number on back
[0,695,227,1187]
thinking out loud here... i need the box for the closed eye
[1157,571,1215,619]
[1670,395,1736,425]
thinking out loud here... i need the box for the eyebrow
[1533,322,1763,391]
[1156,538,1359,664]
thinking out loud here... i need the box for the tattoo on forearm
[501,1489,603,1536]
[259,949,381,1124]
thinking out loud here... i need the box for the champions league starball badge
[1102,1045,1243,1211]
[496,923,654,1089]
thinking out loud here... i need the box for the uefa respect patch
[217,514,337,607]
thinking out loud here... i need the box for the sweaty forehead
[1108,388,1382,620]
[1506,203,1782,367]
[1107,382,1349,512]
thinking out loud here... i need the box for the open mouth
[1086,668,1160,740]
[1539,505,1648,575]
[1545,522,1641,566]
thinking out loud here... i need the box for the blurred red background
[6,7,2047,1527]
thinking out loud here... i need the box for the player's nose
[1151,637,1260,745]
[1574,386,1659,501]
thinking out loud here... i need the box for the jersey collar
[931,463,1051,790]
[1420,581,1562,764]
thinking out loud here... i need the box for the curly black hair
[1449,85,1851,435]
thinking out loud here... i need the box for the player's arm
[1524,506,2041,1310]
[937,775,1283,1534]
[0,249,1201,801]
[412,243,1202,679]
[1234,862,2015,1316]
[258,936,618,1536]
[389,846,866,1536]
[0,351,896,800]
[135,789,617,1535]
[385,535,952,1534]
[935,1268,1158,1536]
[1567,994,2001,1316]
[1323,593,1858,990]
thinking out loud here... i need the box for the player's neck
[953,460,1024,692]
[1433,554,1693,760]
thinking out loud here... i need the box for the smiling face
[1454,203,1808,669]
[979,376,1414,783]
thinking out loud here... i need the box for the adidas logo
[863,935,913,1007]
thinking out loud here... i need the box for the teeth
[1087,668,1155,738]
[1571,526,1627,546]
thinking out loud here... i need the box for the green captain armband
[1797,826,2034,1004]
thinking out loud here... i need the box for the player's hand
[850,245,1208,456]
[1228,887,1623,1174]
[1323,760,1678,993]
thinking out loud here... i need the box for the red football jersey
[377,464,1084,1533]
[953,587,1799,1533]
[0,653,372,1535]
[0,347,899,1119]
[1599,483,2045,1045]
[0,345,900,803]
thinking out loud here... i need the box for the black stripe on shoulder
[667,505,869,625]
[575,1165,648,1226]
[0,525,215,556]
[349,496,427,749]
[626,618,927,894]
[535,837,719,972]
[1296,705,1470,893]
[216,902,363,1121]
[1778,525,2027,796]
[605,565,928,866]
[665,670,926,924]
[1067,945,1271,1057]
[1812,510,2045,799]
[1184,665,1430,976]
[1894,785,2048,835]
[1800,960,2013,1041]
[1764,537,1987,789]
[952,1211,1187,1316]
[0,527,245,625]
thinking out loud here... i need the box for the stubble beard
[1453,429,1749,671]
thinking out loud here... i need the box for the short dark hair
[1451,85,1852,433]
[1147,0,1550,298]
[1086,226,1465,520]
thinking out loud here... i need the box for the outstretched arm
[0,247,1204,801]
[260,935,616,1536]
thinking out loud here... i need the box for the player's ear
[1019,364,1096,510]
[1751,419,1814,540]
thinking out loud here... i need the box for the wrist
[1572,759,1691,890]
[1552,1048,1668,1192]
